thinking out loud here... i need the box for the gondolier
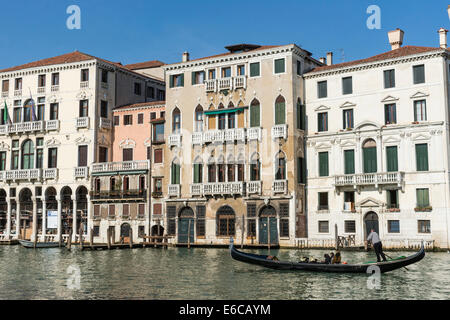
[367,229,387,262]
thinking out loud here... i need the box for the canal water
[0,246,449,300]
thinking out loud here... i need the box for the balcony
[37,87,45,94]
[76,117,89,129]
[272,180,287,194]
[99,117,112,130]
[203,182,244,196]
[3,169,42,182]
[272,124,288,139]
[218,78,232,91]
[190,184,203,196]
[1,91,8,98]
[14,90,22,97]
[90,189,147,200]
[51,85,59,92]
[192,132,203,145]
[80,81,89,89]
[234,76,246,89]
[45,120,60,131]
[74,167,89,179]
[205,76,247,93]
[199,128,246,145]
[247,181,262,195]
[334,172,404,188]
[168,184,181,197]
[43,168,58,180]
[92,160,150,173]
[168,134,182,147]
[247,127,262,141]
[0,120,59,136]
[205,79,216,92]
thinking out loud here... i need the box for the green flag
[3,101,10,124]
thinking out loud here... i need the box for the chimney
[319,57,326,64]
[182,51,190,62]
[388,28,404,50]
[326,52,333,66]
[438,28,448,49]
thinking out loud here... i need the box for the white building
[304,29,450,249]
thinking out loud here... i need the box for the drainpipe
[441,53,450,250]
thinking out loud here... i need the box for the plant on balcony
[152,191,163,198]
[388,207,401,212]
[412,121,419,124]
[414,206,432,212]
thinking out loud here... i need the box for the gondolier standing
[367,229,387,262]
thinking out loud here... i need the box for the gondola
[19,240,61,249]
[229,239,425,273]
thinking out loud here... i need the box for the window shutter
[344,150,355,174]
[384,70,389,88]
[319,152,329,177]
[363,147,377,173]
[386,146,398,172]
[275,102,285,125]
[180,74,184,87]
[169,75,174,88]
[191,72,196,85]
[387,190,391,206]
[416,144,428,171]
[78,146,87,167]
[250,104,260,127]
[250,63,260,77]
[274,59,285,73]
[194,164,199,183]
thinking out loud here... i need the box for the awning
[204,107,247,115]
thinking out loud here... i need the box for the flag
[3,101,11,124]
[28,88,38,121]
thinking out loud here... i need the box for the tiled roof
[125,60,166,70]
[184,45,284,63]
[307,46,444,74]
[113,101,165,111]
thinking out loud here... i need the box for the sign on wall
[47,211,58,229]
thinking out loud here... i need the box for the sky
[0,0,449,69]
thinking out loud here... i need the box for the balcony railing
[45,120,60,131]
[80,81,89,88]
[90,189,147,200]
[37,87,45,94]
[197,128,246,145]
[92,160,150,173]
[190,184,203,196]
[247,181,262,195]
[203,182,244,196]
[272,124,288,139]
[168,184,181,197]
[3,169,42,181]
[192,132,203,145]
[272,180,287,194]
[334,172,404,187]
[234,76,246,89]
[247,127,262,141]
[205,76,247,93]
[51,85,59,92]
[14,90,22,97]
[1,91,8,98]
[43,168,58,180]
[0,120,59,135]
[218,78,232,91]
[99,117,112,130]
[74,167,89,179]
[205,79,216,92]
[76,117,89,129]
[168,134,182,147]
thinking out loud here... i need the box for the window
[50,103,58,120]
[108,205,115,217]
[51,73,59,86]
[250,154,261,181]
[21,140,34,169]
[99,147,108,163]
[154,178,162,193]
[15,78,22,90]
[384,69,395,88]
[384,104,396,124]
[297,157,306,184]
[363,139,377,173]
[124,115,133,125]
[344,149,355,174]
[275,96,286,125]
[237,163,244,182]
[208,69,216,80]
[123,148,133,162]
[415,144,428,171]
[81,69,89,82]
[13,108,21,123]
[249,62,260,77]
[78,145,88,167]
[79,100,88,117]
[196,206,206,237]
[193,163,203,183]
[171,161,180,184]
[146,86,155,99]
[160,111,165,119]
[0,152,6,171]
[167,206,176,235]
[387,190,399,209]
[154,149,163,164]
[318,221,329,233]
[113,116,120,126]
[416,188,430,209]
[274,58,285,74]
[227,109,235,129]
[318,81,327,98]
[37,97,45,121]
[237,65,245,76]
[247,204,257,238]
[218,105,226,130]
[101,69,108,83]
[2,80,9,92]
[195,105,203,132]
[345,221,356,233]
[208,164,216,183]
[38,75,46,87]
[418,220,431,234]
[216,206,235,236]
[413,65,425,84]
[153,123,164,142]
[318,152,329,176]
[279,203,289,237]
[218,164,225,182]
[11,140,19,170]
[296,60,302,76]
[227,164,235,182]
[170,74,184,88]
[414,100,427,122]
[343,109,353,129]
[275,152,286,180]
[250,99,260,127]
[48,148,57,168]
[93,226,100,236]
[100,100,108,118]
[344,191,355,211]
[158,89,165,101]
[172,108,181,133]
[221,67,231,78]
[388,220,400,233]
[386,146,398,172]
[153,203,162,216]
[297,100,305,130]
[138,113,144,124]
[191,71,205,85]
[318,112,328,132]
[134,82,142,95]
[342,77,353,95]
[318,192,328,210]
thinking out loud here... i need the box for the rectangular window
[318,221,329,233]
[363,146,377,173]
[93,226,100,236]
[138,113,144,124]
[2,80,9,92]
[249,62,260,77]
[113,116,120,126]
[418,220,431,234]
[153,203,162,216]
[343,109,354,129]
[15,78,22,90]
[413,65,425,84]
[279,203,289,237]
[11,150,19,170]
[147,147,151,160]
[146,86,155,99]
[388,220,400,233]
[99,147,108,163]
[344,220,356,233]
[154,149,163,164]
[237,65,245,76]
[384,104,396,124]
[108,205,115,217]
[250,103,260,127]
[191,71,205,85]
[344,149,355,174]
[50,103,58,120]
[101,70,108,83]
[13,108,21,123]
[37,103,44,121]
[344,191,355,211]
[81,69,89,82]
[384,69,395,88]
[193,163,203,183]
[247,204,256,238]
[416,188,430,208]
[134,82,142,95]
[122,204,129,217]
[79,100,88,117]
[51,73,59,86]
[297,157,306,184]
[296,60,302,75]
[0,152,6,171]
[297,102,305,130]
[318,192,328,210]
[123,148,133,162]
[386,146,398,172]
[414,100,427,122]
[318,112,328,132]
[154,178,162,193]
[38,75,46,87]
[415,144,429,171]
[318,81,327,98]
[342,76,353,95]
[318,152,329,177]
[387,190,399,209]
[153,123,164,142]
[274,58,285,74]
[48,148,57,168]
[100,101,108,118]
[170,74,184,88]
[221,67,231,78]
[196,206,206,237]
[171,163,180,184]
[150,112,156,120]
[208,69,216,80]
[124,115,133,125]
[78,145,88,167]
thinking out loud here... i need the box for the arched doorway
[120,223,131,243]
[60,187,73,236]
[0,189,7,233]
[76,186,88,236]
[178,207,194,244]
[45,187,58,236]
[216,206,235,237]
[364,211,379,238]
[151,225,165,242]
[362,139,377,173]
[259,206,278,245]
[19,188,33,240]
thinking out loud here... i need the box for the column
[72,195,77,242]
[86,194,91,241]
[15,201,20,239]
[6,197,11,239]
[41,199,47,241]
[57,196,62,241]
[31,197,37,242]
[377,133,383,173]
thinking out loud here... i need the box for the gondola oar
[384,253,409,271]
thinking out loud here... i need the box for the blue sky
[0,0,449,69]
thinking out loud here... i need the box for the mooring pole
[241,214,244,249]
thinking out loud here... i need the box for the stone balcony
[272,180,288,194]
[92,160,150,173]
[168,184,181,197]
[37,87,45,94]
[247,127,262,141]
[1,169,42,182]
[192,128,246,145]
[203,182,245,196]
[80,81,89,89]
[76,117,90,129]
[43,168,58,180]
[99,117,112,130]
[0,120,60,135]
[168,134,182,147]
[334,172,404,189]
[1,91,8,98]
[271,124,288,139]
[205,76,247,93]
[246,181,262,195]
[74,167,89,179]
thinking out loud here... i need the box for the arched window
[250,153,261,181]
[216,206,235,236]
[363,139,377,173]
[208,156,216,183]
[275,151,286,180]
[217,155,225,182]
[227,155,235,182]
[208,105,216,130]
[172,107,181,133]
[171,159,180,185]
[297,98,305,130]
[23,99,34,122]
[237,153,245,182]
[218,103,226,130]
[250,99,260,127]
[110,177,116,191]
[94,178,101,193]
[275,95,286,125]
[123,176,130,192]
[227,102,235,129]
[21,140,34,169]
[195,105,203,132]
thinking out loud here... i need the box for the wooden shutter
[275,102,285,125]
[169,75,174,88]
[344,150,355,174]
[153,203,162,215]
[275,59,285,73]
[208,115,216,129]
[363,147,377,173]
[237,110,244,128]
[415,144,428,171]
[319,152,329,177]
[154,149,162,163]
[191,72,196,85]
[180,74,184,86]
[250,104,260,127]
[386,146,398,172]
[78,145,87,167]
[172,163,180,184]
[194,164,200,183]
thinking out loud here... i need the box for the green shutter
[275,102,285,125]
[363,147,377,173]
[180,74,184,87]
[172,163,180,184]
[194,164,199,183]
[169,75,174,88]
[417,189,430,207]
[413,65,425,84]
[191,72,196,85]
[318,81,327,98]
[297,158,301,183]
[384,70,389,88]
[319,152,329,177]
[274,59,285,74]
[415,144,428,171]
[343,77,352,94]
[250,104,260,127]
[344,150,355,174]
[296,102,301,129]
[386,146,398,172]
[250,63,260,77]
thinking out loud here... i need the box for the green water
[0,246,448,300]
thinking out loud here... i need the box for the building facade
[304,29,450,249]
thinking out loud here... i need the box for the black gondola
[229,239,425,273]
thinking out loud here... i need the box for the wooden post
[22,220,26,240]
[67,228,72,250]
[129,227,133,248]
[241,214,244,249]
[90,228,94,249]
[187,219,191,249]
[79,224,84,249]
[106,227,111,250]
[335,223,338,250]
[267,217,271,250]
[33,221,37,249]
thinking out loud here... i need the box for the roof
[125,60,166,70]
[307,46,444,74]
[187,45,285,63]
[224,44,262,53]
[113,101,165,111]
